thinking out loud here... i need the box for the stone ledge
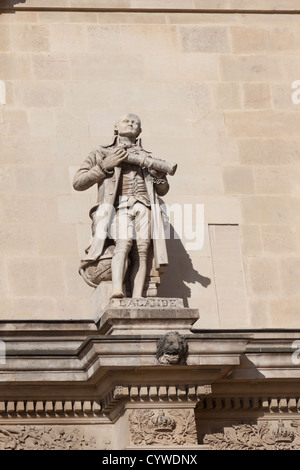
[0,320,97,334]
[1,1,300,13]
[0,325,299,386]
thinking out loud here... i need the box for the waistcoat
[116,162,150,208]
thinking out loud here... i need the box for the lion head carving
[156,331,188,365]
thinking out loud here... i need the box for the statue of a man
[73,113,174,299]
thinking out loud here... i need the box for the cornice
[1,1,300,14]
[0,322,299,388]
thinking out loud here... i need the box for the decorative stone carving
[0,425,96,450]
[199,396,300,413]
[129,409,197,446]
[102,384,212,417]
[0,400,101,417]
[203,420,300,450]
[156,331,188,365]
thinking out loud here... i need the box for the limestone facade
[0,0,300,450]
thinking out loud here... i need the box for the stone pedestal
[96,297,199,335]
[92,298,210,449]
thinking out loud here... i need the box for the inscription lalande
[111,298,182,308]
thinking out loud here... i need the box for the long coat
[73,140,169,273]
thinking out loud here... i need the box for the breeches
[110,202,151,257]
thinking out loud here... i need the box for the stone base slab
[96,298,199,335]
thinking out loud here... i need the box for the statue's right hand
[101,147,128,171]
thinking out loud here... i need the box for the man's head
[114,114,142,139]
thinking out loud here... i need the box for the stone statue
[73,113,177,299]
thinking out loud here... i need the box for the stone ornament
[102,384,212,418]
[156,331,188,365]
[203,420,300,450]
[129,409,197,446]
[199,395,300,413]
[0,425,96,450]
[0,399,101,417]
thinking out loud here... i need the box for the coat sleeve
[144,153,170,197]
[73,149,107,191]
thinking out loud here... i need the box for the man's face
[116,114,141,139]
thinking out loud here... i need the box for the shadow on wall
[1,1,26,8]
[158,224,211,307]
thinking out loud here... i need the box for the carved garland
[203,421,300,451]
[129,409,197,446]
[0,425,96,450]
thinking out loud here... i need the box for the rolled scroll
[124,152,177,176]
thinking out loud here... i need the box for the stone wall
[0,1,300,328]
